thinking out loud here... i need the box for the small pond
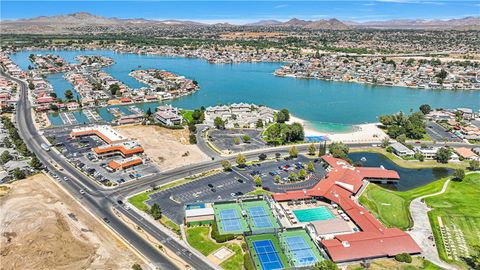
[348,152,452,191]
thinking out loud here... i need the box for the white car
[79,189,85,195]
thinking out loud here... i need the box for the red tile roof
[271,155,420,262]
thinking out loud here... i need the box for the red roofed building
[272,155,421,262]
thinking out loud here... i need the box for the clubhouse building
[272,155,422,263]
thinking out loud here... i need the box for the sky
[1,1,479,24]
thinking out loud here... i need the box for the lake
[11,50,480,132]
[349,152,452,191]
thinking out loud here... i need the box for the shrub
[244,253,255,270]
[394,253,412,263]
[211,222,235,243]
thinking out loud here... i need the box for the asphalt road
[6,70,213,270]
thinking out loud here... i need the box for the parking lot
[145,155,326,224]
[43,127,159,185]
[146,171,257,223]
[207,128,266,153]
[426,121,463,142]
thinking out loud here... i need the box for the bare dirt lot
[0,173,142,270]
[116,125,209,171]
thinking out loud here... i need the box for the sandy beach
[288,115,388,143]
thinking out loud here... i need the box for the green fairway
[424,173,480,268]
[359,178,448,230]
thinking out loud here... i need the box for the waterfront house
[390,142,415,157]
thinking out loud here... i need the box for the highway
[6,70,214,270]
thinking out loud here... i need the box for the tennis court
[284,236,317,266]
[279,230,323,267]
[248,206,273,228]
[243,200,279,231]
[253,240,284,270]
[219,209,243,232]
[214,202,248,234]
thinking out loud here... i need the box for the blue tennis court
[253,240,283,270]
[248,206,273,228]
[284,236,317,266]
[219,209,242,232]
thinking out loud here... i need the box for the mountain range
[1,12,479,34]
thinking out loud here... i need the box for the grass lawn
[246,187,273,196]
[186,226,222,256]
[185,226,244,270]
[359,178,448,230]
[350,147,469,170]
[347,257,443,270]
[180,109,194,123]
[424,173,480,268]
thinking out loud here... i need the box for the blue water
[10,50,480,131]
[293,206,335,222]
[349,152,452,191]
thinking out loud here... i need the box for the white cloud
[274,4,288,9]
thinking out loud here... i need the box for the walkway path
[408,178,456,270]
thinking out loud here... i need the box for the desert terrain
[116,125,209,171]
[0,173,142,270]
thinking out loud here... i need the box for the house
[455,147,479,161]
[155,105,183,126]
[414,146,438,159]
[390,142,415,157]
[457,108,474,120]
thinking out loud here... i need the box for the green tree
[30,154,43,170]
[289,172,297,181]
[12,168,26,180]
[289,146,298,158]
[132,263,143,270]
[275,111,287,123]
[28,81,35,90]
[64,89,74,100]
[109,83,120,96]
[258,153,267,161]
[280,109,290,121]
[274,175,281,183]
[313,259,338,270]
[298,169,307,180]
[236,154,246,167]
[469,160,480,171]
[242,134,251,143]
[318,141,327,156]
[419,104,432,115]
[189,134,197,144]
[394,253,412,263]
[254,176,262,186]
[255,119,264,128]
[307,161,316,172]
[396,134,407,144]
[380,137,390,148]
[0,150,12,165]
[149,203,162,220]
[221,160,232,171]
[233,137,241,145]
[453,169,465,181]
[308,143,316,155]
[435,147,451,164]
[213,117,225,129]
[329,142,349,161]
[3,137,12,148]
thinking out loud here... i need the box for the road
[5,70,214,270]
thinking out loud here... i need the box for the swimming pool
[293,207,335,222]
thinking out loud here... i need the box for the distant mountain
[1,12,478,34]
[346,16,480,30]
[0,12,205,33]
[245,20,283,26]
[247,18,349,30]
